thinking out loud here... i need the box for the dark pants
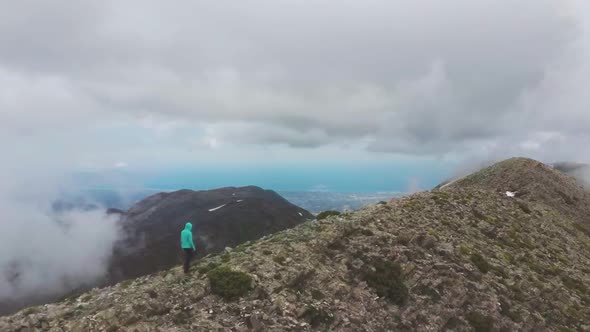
[183,249,194,273]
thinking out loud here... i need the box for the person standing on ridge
[180,222,196,274]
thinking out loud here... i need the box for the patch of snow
[298,212,303,216]
[506,191,516,198]
[208,204,227,212]
[236,200,243,203]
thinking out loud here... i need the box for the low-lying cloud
[0,161,122,313]
[0,205,120,301]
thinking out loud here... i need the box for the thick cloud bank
[1,0,589,164]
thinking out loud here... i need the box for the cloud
[1,1,588,162]
[114,162,128,169]
[0,180,121,304]
[0,140,125,309]
[1,1,590,166]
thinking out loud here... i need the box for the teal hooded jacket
[181,222,196,250]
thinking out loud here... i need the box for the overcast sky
[6,1,590,307]
[1,0,590,185]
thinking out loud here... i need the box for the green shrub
[311,289,325,300]
[234,241,252,252]
[120,280,133,289]
[360,228,374,236]
[459,244,471,255]
[273,255,286,265]
[472,208,486,220]
[316,210,341,220]
[197,262,220,275]
[517,201,532,214]
[287,269,315,291]
[363,260,408,305]
[22,307,40,315]
[207,266,252,300]
[561,275,588,295]
[327,238,346,251]
[80,294,93,302]
[573,223,590,237]
[501,252,515,265]
[301,306,335,327]
[396,234,412,246]
[172,311,191,325]
[466,311,494,332]
[470,253,491,274]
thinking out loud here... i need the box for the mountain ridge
[2,158,590,331]
[109,185,313,284]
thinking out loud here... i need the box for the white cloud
[114,162,128,168]
[0,0,590,166]
[0,175,121,303]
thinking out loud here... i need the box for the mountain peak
[441,157,589,213]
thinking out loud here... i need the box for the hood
[184,222,192,231]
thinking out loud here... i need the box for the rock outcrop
[2,158,590,331]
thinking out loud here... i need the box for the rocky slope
[0,186,312,317]
[3,158,590,331]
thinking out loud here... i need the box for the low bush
[207,266,253,300]
[301,306,335,327]
[221,253,231,262]
[197,262,220,275]
[466,311,494,332]
[363,260,408,305]
[316,210,341,220]
[273,255,286,265]
[311,289,325,300]
[470,253,491,274]
[561,275,588,295]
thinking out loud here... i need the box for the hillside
[108,186,313,284]
[3,158,590,331]
[440,158,590,232]
[0,186,312,317]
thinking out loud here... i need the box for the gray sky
[1,0,590,171]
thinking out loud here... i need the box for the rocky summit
[3,157,590,331]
